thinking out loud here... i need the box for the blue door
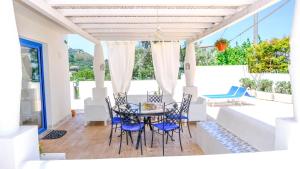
[20,38,47,134]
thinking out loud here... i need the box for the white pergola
[19,0,282,104]
[22,0,279,43]
[1,0,300,168]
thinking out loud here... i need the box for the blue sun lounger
[218,87,247,99]
[204,86,239,98]
[205,87,249,105]
[205,87,250,99]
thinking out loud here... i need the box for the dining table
[113,102,171,116]
[112,102,176,149]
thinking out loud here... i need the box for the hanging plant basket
[214,38,229,52]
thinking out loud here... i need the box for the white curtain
[151,41,180,95]
[106,41,136,93]
[184,42,196,87]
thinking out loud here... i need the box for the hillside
[69,48,93,69]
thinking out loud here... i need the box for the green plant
[275,81,292,94]
[217,40,251,65]
[70,68,94,81]
[257,79,273,92]
[247,37,290,73]
[239,78,256,89]
[195,47,218,66]
[214,38,229,47]
[132,47,155,80]
[214,38,229,52]
[72,81,80,99]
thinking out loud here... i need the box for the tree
[195,47,217,66]
[247,37,290,73]
[132,47,155,80]
[70,68,94,81]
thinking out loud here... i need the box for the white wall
[192,65,249,95]
[15,2,71,128]
[70,65,290,110]
[71,80,164,109]
[193,65,290,95]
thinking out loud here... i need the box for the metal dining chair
[105,96,122,146]
[145,91,163,127]
[150,100,186,156]
[113,92,128,106]
[117,103,146,155]
[167,93,193,138]
[147,90,163,103]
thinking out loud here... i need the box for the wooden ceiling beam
[78,23,214,29]
[70,16,224,24]
[58,8,237,17]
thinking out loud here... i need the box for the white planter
[273,93,293,104]
[256,91,274,101]
[249,89,257,97]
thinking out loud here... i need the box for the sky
[67,0,295,55]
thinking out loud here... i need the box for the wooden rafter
[20,0,279,42]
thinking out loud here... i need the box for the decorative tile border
[200,121,258,153]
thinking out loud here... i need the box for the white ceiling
[22,0,279,43]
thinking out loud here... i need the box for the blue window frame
[20,38,47,134]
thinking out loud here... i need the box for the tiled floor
[40,114,203,159]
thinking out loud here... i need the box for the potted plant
[71,109,77,117]
[273,81,292,103]
[214,38,229,52]
[239,78,256,96]
[256,79,274,100]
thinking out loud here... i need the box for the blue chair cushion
[122,123,144,131]
[153,122,179,131]
[167,114,188,120]
[112,117,121,124]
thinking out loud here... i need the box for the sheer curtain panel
[151,41,180,95]
[106,41,136,93]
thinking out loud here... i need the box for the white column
[92,42,107,103]
[289,0,300,122]
[93,43,105,89]
[84,42,108,126]
[0,1,40,169]
[183,42,198,101]
[275,0,300,151]
[0,0,21,136]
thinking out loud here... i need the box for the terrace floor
[40,114,203,159]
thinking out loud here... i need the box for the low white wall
[71,80,184,109]
[192,65,290,95]
[71,65,291,110]
[193,65,249,95]
[15,2,71,128]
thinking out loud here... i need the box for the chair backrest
[164,93,192,124]
[105,96,114,120]
[227,86,239,95]
[113,92,128,106]
[147,91,163,103]
[234,87,247,97]
[117,103,141,125]
[179,93,192,115]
